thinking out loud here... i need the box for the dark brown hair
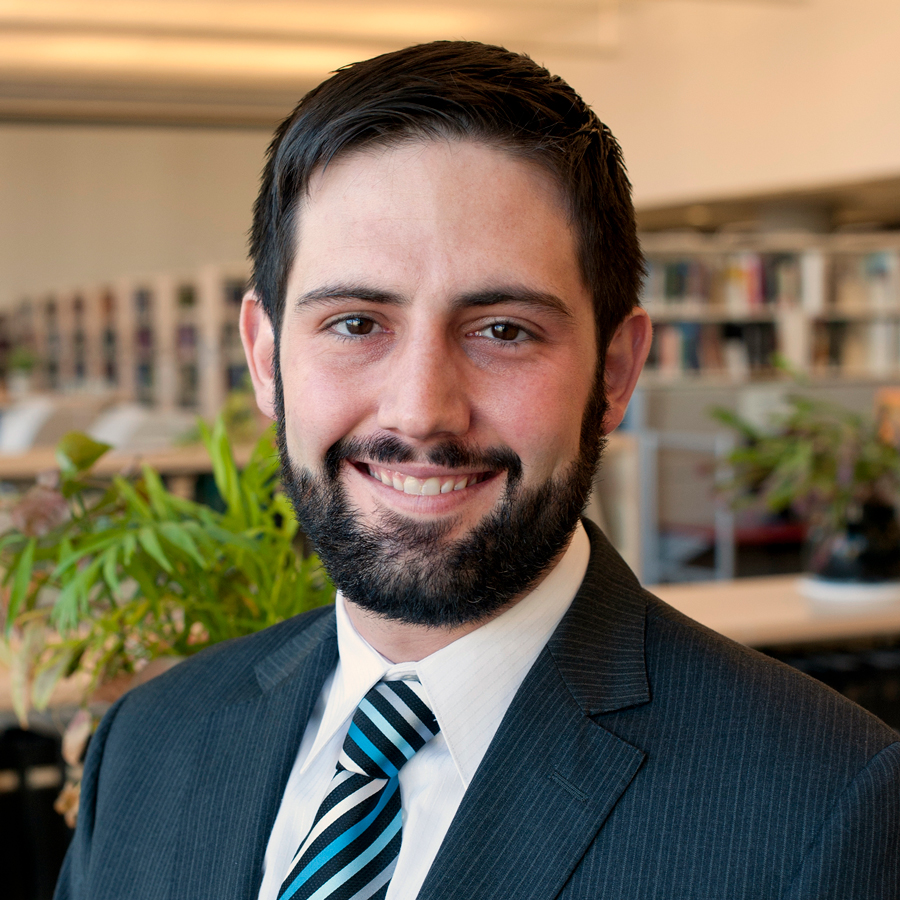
[250,40,643,354]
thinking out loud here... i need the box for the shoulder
[576,520,897,765]
[82,604,337,809]
[115,603,337,724]
[638,590,898,777]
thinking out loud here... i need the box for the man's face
[251,139,604,624]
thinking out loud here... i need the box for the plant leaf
[56,432,111,477]
[51,557,104,633]
[158,522,207,569]
[101,547,122,597]
[137,526,173,574]
[203,417,245,521]
[114,477,153,520]
[141,465,173,519]
[9,620,43,726]
[6,537,36,629]
[32,647,75,711]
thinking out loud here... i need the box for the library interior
[1,2,900,896]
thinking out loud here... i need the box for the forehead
[303,137,568,215]
[289,139,588,308]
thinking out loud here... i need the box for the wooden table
[0,443,257,481]
[652,575,900,647]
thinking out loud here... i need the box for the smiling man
[246,137,618,653]
[56,42,899,900]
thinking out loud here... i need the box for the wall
[2,0,900,308]
[550,0,900,208]
[0,124,269,309]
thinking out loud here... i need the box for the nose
[377,332,471,442]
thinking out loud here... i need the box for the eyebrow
[293,285,402,308]
[452,288,575,321]
[293,284,575,321]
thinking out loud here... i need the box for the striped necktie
[278,678,440,900]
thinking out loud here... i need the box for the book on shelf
[643,251,809,316]
[812,320,900,376]
[645,321,776,379]
[4,265,250,415]
[642,247,900,319]
[640,237,900,380]
[877,387,900,445]
[830,251,900,315]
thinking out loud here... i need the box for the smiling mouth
[361,462,491,496]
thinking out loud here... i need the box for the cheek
[279,347,372,466]
[479,362,593,477]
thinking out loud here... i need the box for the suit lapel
[171,611,338,899]
[419,522,652,900]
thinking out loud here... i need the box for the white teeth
[422,477,441,496]
[368,464,480,496]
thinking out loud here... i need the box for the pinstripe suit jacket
[55,520,900,900]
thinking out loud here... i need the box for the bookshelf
[640,232,900,382]
[633,232,900,583]
[7,264,250,420]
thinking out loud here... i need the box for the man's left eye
[332,316,382,336]
[476,322,529,342]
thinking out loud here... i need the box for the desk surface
[0,443,257,480]
[652,575,900,647]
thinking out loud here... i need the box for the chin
[280,450,598,629]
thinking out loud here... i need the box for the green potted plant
[713,394,900,599]
[0,418,334,823]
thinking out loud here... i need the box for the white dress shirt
[257,522,590,900]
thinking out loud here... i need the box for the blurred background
[4,3,900,893]
[3,0,900,579]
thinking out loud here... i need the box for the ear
[602,307,652,434]
[239,291,277,421]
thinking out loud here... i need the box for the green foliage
[178,379,263,446]
[712,395,900,532]
[0,419,334,723]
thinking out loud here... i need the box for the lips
[365,462,488,496]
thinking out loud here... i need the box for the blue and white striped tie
[278,679,440,900]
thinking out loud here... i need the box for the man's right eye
[332,316,380,336]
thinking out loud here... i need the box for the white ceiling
[0,0,801,125]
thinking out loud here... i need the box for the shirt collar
[310,521,590,786]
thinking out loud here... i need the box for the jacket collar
[417,519,651,900]
[254,608,338,693]
[549,518,650,716]
[173,610,338,899]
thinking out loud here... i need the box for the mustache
[323,434,523,484]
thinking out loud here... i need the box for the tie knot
[338,679,440,780]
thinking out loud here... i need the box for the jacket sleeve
[783,741,900,900]
[53,696,128,900]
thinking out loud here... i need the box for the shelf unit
[7,264,250,419]
[632,231,900,584]
[640,232,900,382]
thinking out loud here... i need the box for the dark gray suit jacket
[55,521,900,899]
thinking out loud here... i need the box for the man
[56,42,899,900]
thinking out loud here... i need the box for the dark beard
[274,362,607,627]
